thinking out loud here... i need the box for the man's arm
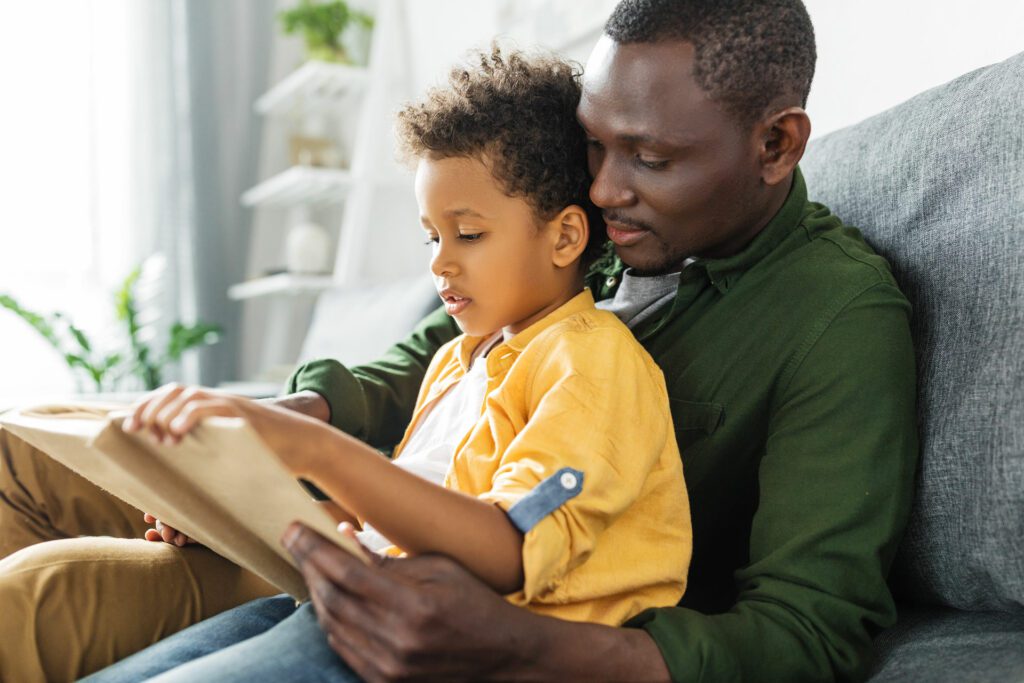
[284,523,672,683]
[258,390,330,422]
[285,304,459,447]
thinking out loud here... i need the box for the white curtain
[0,0,273,404]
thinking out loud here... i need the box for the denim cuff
[506,466,584,534]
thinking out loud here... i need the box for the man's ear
[548,205,589,269]
[757,107,811,187]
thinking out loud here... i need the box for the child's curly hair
[396,44,605,264]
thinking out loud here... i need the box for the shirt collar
[698,167,808,294]
[455,288,595,370]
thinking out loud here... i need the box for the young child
[132,46,691,628]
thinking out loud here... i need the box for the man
[1,1,917,681]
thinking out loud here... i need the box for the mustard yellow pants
[0,423,277,683]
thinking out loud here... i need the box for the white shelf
[241,166,354,207]
[227,273,336,301]
[255,60,370,116]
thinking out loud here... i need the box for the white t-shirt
[356,347,492,552]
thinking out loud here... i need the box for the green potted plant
[279,0,374,65]
[1,262,221,393]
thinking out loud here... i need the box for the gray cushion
[867,606,1024,682]
[801,52,1024,611]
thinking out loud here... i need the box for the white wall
[803,0,1024,137]
[399,1,1024,138]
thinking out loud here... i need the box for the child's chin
[453,317,496,338]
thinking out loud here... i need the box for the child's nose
[430,248,458,278]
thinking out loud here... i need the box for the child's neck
[501,277,585,342]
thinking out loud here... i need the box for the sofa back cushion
[298,274,439,368]
[801,52,1024,611]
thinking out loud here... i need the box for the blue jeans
[82,595,362,683]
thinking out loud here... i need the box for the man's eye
[586,138,604,150]
[637,156,669,170]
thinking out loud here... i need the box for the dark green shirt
[287,169,918,683]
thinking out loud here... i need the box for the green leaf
[68,323,93,352]
[166,321,222,361]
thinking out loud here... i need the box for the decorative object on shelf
[285,206,333,274]
[279,0,374,66]
[0,256,221,392]
[288,114,343,168]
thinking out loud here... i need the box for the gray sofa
[298,52,1024,682]
[802,51,1024,681]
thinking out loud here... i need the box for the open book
[0,404,365,600]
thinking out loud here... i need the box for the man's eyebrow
[581,123,693,149]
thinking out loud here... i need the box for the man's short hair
[395,45,604,263]
[605,0,816,126]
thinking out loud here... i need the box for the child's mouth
[440,291,472,316]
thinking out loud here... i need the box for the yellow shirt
[391,289,691,626]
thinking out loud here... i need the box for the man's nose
[589,156,636,209]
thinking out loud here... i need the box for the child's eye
[458,233,483,242]
[423,235,439,245]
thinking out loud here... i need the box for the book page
[0,406,366,599]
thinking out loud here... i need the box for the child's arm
[125,385,523,592]
[287,420,525,594]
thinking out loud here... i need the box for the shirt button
[559,471,578,489]
[605,276,617,289]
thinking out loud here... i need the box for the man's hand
[282,523,672,683]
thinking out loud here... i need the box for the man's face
[415,155,564,338]
[578,37,767,274]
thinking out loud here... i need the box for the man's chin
[613,243,689,276]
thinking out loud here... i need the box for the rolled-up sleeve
[478,329,679,603]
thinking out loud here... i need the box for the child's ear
[548,205,589,269]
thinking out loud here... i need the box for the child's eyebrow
[445,207,487,220]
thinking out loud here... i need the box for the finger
[156,520,178,544]
[137,384,187,440]
[144,528,162,542]
[143,512,156,524]
[154,386,208,444]
[174,532,188,547]
[124,386,174,432]
[283,524,407,605]
[301,563,388,678]
[337,522,377,562]
[168,399,239,439]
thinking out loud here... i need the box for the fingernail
[170,417,185,432]
[282,523,300,549]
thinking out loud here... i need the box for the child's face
[415,155,570,338]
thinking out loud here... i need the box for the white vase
[285,209,331,274]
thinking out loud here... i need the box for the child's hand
[122,382,328,473]
[123,383,244,445]
[142,512,196,546]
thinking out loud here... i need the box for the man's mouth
[605,220,650,247]
[439,289,472,315]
